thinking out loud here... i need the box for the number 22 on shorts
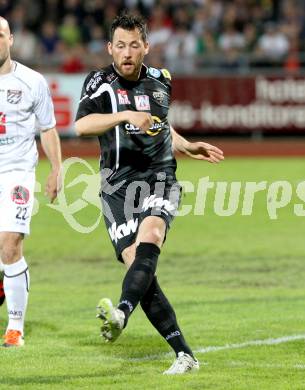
[0,112,6,134]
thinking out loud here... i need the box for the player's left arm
[33,75,62,202]
[40,127,62,203]
[170,126,224,163]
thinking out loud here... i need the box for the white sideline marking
[195,334,305,354]
[127,334,305,362]
[229,361,305,370]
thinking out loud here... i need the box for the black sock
[118,243,160,326]
[140,276,194,358]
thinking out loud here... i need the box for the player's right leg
[96,215,164,343]
[97,177,166,342]
[0,171,35,347]
[96,297,125,342]
[115,216,164,326]
[97,181,138,342]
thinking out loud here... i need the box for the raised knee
[0,234,23,264]
[122,245,136,267]
[141,228,163,246]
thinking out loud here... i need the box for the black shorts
[100,169,181,262]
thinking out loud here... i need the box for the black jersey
[76,64,177,183]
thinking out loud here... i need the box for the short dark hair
[110,13,148,42]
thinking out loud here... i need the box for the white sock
[0,258,4,272]
[3,257,30,335]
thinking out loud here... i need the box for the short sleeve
[33,75,56,131]
[161,68,172,101]
[75,72,102,121]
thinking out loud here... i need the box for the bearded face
[108,27,149,81]
[0,19,13,70]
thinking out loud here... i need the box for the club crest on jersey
[7,89,22,104]
[153,91,165,104]
[135,95,150,111]
[117,89,131,105]
[148,67,161,78]
[11,185,29,205]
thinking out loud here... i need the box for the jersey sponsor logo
[124,123,140,133]
[153,91,165,104]
[106,72,116,83]
[108,218,138,243]
[145,116,164,136]
[148,67,161,78]
[117,89,131,105]
[11,185,30,205]
[142,194,175,213]
[161,69,171,80]
[7,89,22,104]
[135,95,150,111]
[86,73,103,92]
[0,112,6,134]
[0,137,16,145]
[124,115,165,136]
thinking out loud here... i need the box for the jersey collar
[111,63,148,83]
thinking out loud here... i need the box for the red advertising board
[49,81,73,133]
[169,76,305,134]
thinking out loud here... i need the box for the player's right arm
[75,111,153,136]
[75,71,153,136]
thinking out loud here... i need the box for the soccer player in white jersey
[0,17,62,347]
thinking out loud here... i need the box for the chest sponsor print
[134,95,150,111]
[117,89,131,105]
[125,115,165,136]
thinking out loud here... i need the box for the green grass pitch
[1,157,305,389]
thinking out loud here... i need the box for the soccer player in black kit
[75,14,224,374]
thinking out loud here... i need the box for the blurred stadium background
[2,0,305,156]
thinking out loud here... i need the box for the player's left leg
[141,276,199,374]
[0,232,29,347]
[122,242,198,373]
[100,235,199,373]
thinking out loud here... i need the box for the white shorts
[0,170,35,235]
